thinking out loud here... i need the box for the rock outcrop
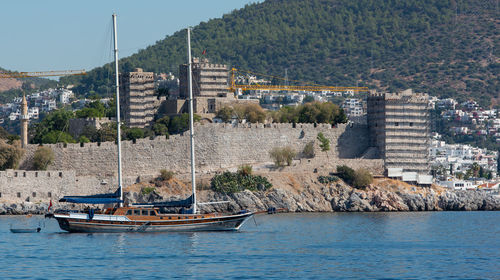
[1,174,499,214]
[125,175,500,213]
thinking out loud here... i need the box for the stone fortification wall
[0,170,108,204]
[3,123,383,207]
[0,169,145,205]
[21,123,381,178]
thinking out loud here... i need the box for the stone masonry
[367,89,431,174]
[119,68,162,128]
[6,123,382,204]
[0,170,119,204]
[20,123,382,177]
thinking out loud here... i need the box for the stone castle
[2,123,382,204]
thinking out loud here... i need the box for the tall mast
[113,14,123,207]
[187,28,197,214]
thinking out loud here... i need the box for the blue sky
[0,0,262,73]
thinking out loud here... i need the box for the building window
[59,172,63,178]
[17,192,21,198]
[35,172,38,177]
[32,192,36,197]
[14,172,18,177]
[395,122,399,126]
[48,192,52,198]
[23,172,26,177]
[409,122,413,127]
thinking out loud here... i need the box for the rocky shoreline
[197,182,500,213]
[2,174,498,215]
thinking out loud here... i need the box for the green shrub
[233,103,266,123]
[153,116,170,136]
[353,169,373,189]
[0,140,24,170]
[269,146,297,167]
[153,123,169,136]
[238,164,253,176]
[33,146,54,170]
[159,169,174,181]
[317,132,330,152]
[126,127,145,140]
[211,171,272,193]
[302,141,315,158]
[216,106,235,122]
[141,187,156,195]
[318,175,339,184]
[274,102,347,125]
[41,131,76,144]
[78,135,90,143]
[336,165,356,185]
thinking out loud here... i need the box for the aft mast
[187,28,197,214]
[112,14,124,207]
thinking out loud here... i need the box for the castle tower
[119,68,159,128]
[367,89,431,175]
[20,94,29,148]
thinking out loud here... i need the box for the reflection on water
[112,233,127,255]
[0,212,499,279]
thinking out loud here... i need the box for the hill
[0,67,58,103]
[61,0,499,106]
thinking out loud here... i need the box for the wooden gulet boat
[54,208,252,233]
[51,17,253,233]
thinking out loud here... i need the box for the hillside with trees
[60,0,498,107]
[0,67,58,103]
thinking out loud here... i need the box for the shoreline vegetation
[2,172,499,215]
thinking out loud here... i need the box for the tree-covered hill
[61,0,499,106]
[0,67,58,103]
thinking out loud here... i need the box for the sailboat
[50,16,254,233]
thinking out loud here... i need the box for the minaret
[20,94,29,148]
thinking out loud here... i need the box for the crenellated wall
[2,123,382,204]
[20,123,379,178]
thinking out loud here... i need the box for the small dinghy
[10,214,44,233]
[10,227,41,233]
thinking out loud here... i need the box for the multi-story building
[177,58,236,115]
[430,138,498,177]
[119,68,161,128]
[367,89,431,175]
[28,107,39,119]
[57,88,74,104]
[179,58,230,99]
[342,98,364,117]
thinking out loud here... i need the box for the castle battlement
[6,122,383,205]
[0,169,74,179]
[30,123,348,151]
[21,122,377,178]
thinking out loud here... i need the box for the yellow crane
[229,68,368,93]
[0,69,86,78]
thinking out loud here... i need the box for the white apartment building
[430,139,498,175]
[342,98,364,117]
[58,89,74,104]
[28,107,39,119]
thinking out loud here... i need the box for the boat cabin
[98,207,217,220]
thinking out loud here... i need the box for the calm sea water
[0,212,499,279]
